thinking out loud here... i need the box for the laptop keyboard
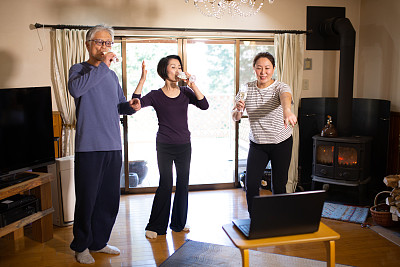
[238,223,251,236]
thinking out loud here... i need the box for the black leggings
[245,136,293,214]
[145,142,191,235]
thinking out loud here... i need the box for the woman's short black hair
[253,52,275,68]
[157,55,183,80]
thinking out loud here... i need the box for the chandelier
[185,0,274,19]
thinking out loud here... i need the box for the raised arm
[68,63,109,98]
[133,60,147,96]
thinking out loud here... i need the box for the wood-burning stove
[300,8,391,204]
[312,135,372,203]
[312,135,372,184]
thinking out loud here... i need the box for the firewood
[384,175,400,188]
[386,196,395,205]
[392,188,400,196]
[390,206,400,219]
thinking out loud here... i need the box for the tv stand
[0,172,40,189]
[0,172,54,242]
[15,172,40,179]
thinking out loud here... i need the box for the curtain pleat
[274,33,305,193]
[50,29,88,156]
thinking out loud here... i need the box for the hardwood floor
[1,188,400,267]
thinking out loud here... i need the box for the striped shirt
[237,80,293,144]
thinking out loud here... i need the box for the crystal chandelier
[185,0,274,19]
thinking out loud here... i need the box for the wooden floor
[1,188,400,267]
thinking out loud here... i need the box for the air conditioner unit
[48,155,75,226]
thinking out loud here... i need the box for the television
[0,86,55,186]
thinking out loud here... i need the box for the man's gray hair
[86,24,114,41]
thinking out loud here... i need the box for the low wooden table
[0,172,54,242]
[223,222,340,267]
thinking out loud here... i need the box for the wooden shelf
[0,172,53,200]
[0,208,54,237]
[0,172,54,242]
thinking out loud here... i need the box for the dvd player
[0,195,40,228]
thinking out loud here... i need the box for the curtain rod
[34,23,311,35]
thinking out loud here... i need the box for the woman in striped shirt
[232,52,297,215]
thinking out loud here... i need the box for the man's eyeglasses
[89,39,114,47]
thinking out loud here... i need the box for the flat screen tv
[0,86,55,185]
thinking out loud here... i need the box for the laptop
[232,190,327,239]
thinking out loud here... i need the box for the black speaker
[306,6,346,50]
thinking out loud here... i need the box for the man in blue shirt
[68,24,140,264]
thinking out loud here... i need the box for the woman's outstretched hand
[283,108,297,128]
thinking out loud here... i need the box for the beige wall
[4,0,398,112]
[358,0,400,112]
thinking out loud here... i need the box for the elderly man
[68,24,140,264]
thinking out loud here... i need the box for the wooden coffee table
[223,222,340,267]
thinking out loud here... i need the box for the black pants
[70,151,122,252]
[145,142,191,235]
[245,136,293,214]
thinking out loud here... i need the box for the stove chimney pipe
[320,17,356,137]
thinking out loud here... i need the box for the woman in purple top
[132,55,209,239]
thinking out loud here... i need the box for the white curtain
[274,33,305,193]
[50,29,88,156]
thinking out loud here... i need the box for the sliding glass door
[123,39,178,190]
[114,37,274,193]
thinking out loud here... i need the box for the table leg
[324,240,336,267]
[240,248,249,267]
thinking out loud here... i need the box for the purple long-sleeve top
[132,86,209,144]
[68,62,135,152]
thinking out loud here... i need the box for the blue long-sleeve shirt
[68,62,135,152]
[132,86,209,144]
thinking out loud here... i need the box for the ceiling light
[185,0,274,19]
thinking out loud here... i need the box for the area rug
[370,225,400,247]
[159,240,349,267]
[322,202,369,224]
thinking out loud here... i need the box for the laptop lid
[234,190,327,239]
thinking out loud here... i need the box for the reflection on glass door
[186,40,236,185]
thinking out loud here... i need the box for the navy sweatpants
[145,142,191,235]
[245,136,293,214]
[70,151,122,252]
